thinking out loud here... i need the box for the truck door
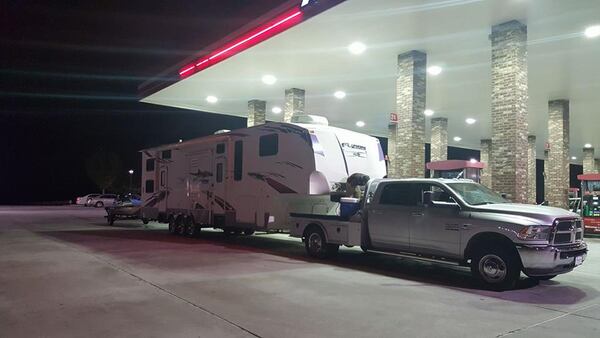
[367,182,412,251]
[409,183,462,258]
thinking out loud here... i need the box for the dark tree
[85,150,122,194]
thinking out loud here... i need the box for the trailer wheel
[243,229,255,236]
[304,226,339,259]
[185,217,197,237]
[142,218,149,225]
[176,217,186,236]
[168,216,176,234]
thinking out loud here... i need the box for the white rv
[140,116,386,235]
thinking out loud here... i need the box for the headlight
[517,225,551,240]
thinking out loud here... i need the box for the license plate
[575,255,584,266]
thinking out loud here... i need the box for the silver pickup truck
[289,178,588,290]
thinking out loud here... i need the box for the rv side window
[379,183,417,206]
[160,171,166,186]
[216,143,225,154]
[146,159,155,171]
[259,134,278,157]
[216,163,223,183]
[162,150,171,159]
[234,141,243,181]
[145,180,154,193]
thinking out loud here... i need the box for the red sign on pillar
[390,112,398,124]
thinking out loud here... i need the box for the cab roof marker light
[180,10,303,78]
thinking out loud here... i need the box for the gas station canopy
[140,0,600,160]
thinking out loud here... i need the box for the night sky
[0,1,581,205]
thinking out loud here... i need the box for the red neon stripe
[179,9,303,78]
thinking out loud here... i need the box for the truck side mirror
[423,191,433,206]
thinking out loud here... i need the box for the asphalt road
[1,206,599,338]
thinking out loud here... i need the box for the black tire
[176,217,186,236]
[168,216,177,234]
[142,218,149,225]
[471,245,521,290]
[107,215,115,225]
[529,275,557,281]
[243,229,255,236]
[95,201,104,208]
[185,218,197,237]
[304,226,339,259]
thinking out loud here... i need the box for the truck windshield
[446,182,508,205]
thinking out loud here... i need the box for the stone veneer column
[583,148,595,173]
[430,117,448,162]
[527,135,537,204]
[247,100,266,127]
[480,139,492,188]
[545,100,570,209]
[596,159,600,173]
[283,88,305,123]
[490,20,528,202]
[387,123,397,177]
[391,50,427,178]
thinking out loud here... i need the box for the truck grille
[551,219,583,245]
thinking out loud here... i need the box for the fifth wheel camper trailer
[139,115,386,235]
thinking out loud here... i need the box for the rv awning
[140,0,600,160]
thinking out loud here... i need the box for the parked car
[75,194,100,206]
[86,194,118,208]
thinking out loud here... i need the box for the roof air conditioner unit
[291,114,329,126]
[214,129,231,135]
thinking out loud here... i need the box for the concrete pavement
[1,206,599,337]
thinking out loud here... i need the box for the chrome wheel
[308,232,323,255]
[479,254,507,283]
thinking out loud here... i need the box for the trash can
[340,197,361,218]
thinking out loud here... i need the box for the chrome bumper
[517,242,587,277]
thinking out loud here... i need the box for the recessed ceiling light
[571,156,577,160]
[453,136,462,142]
[179,139,183,143]
[424,109,434,116]
[261,74,277,85]
[584,143,593,148]
[465,118,477,125]
[334,91,346,99]
[427,65,443,76]
[584,25,600,38]
[356,121,365,127]
[206,95,218,103]
[271,106,282,114]
[470,158,477,163]
[347,41,366,55]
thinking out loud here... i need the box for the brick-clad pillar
[545,100,570,209]
[583,148,595,174]
[284,88,305,123]
[247,100,266,127]
[596,159,600,173]
[527,135,537,204]
[430,118,448,162]
[480,139,492,188]
[387,123,397,177]
[490,20,528,202]
[392,50,427,178]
